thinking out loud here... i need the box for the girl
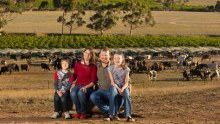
[70,47,97,119]
[108,52,135,122]
[51,57,73,119]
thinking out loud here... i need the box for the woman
[70,47,97,119]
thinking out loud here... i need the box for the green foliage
[86,0,119,35]
[122,0,155,35]
[0,35,220,49]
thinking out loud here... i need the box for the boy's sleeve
[54,72,59,91]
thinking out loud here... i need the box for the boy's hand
[57,90,63,97]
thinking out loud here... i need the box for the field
[4,11,220,36]
[0,56,220,123]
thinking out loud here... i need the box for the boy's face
[61,61,69,70]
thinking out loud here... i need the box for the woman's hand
[80,87,87,93]
[57,90,63,97]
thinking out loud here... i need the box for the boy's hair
[112,51,127,69]
[61,57,70,65]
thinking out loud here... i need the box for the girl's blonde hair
[112,51,127,69]
[83,46,96,65]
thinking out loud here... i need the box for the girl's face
[113,54,123,66]
[61,61,69,70]
[83,49,91,61]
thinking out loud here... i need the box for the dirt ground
[0,55,220,123]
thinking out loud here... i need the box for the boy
[51,57,73,119]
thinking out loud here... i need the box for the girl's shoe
[80,114,87,119]
[126,116,135,122]
[109,115,120,121]
[75,113,81,119]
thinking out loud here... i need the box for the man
[90,47,122,121]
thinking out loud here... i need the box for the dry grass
[1,57,220,123]
[4,11,220,36]
[187,0,217,6]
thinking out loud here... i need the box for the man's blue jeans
[70,86,93,114]
[90,88,123,115]
[109,85,131,117]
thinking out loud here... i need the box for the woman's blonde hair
[112,51,127,69]
[83,46,96,65]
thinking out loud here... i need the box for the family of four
[51,47,135,122]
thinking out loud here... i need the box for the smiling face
[99,50,110,64]
[113,54,123,67]
[61,60,69,70]
[83,49,91,61]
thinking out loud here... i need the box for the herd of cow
[0,50,220,81]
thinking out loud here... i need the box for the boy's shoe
[74,113,81,119]
[64,112,71,119]
[103,114,110,121]
[80,114,87,119]
[51,112,60,119]
[109,115,120,121]
[126,116,135,122]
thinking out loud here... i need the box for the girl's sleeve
[54,71,59,91]
[90,65,97,83]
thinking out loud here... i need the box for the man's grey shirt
[97,62,111,90]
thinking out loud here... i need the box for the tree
[86,0,119,35]
[0,0,23,34]
[122,0,155,35]
[215,1,220,11]
[65,0,86,34]
[57,0,73,34]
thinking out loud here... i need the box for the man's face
[99,51,110,63]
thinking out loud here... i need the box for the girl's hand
[80,87,87,93]
[118,88,123,95]
[57,90,63,97]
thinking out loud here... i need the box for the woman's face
[83,49,91,61]
[61,60,69,70]
[113,54,123,66]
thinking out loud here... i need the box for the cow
[189,69,203,80]
[195,64,208,71]
[10,54,17,61]
[203,68,211,80]
[183,70,190,81]
[210,69,220,80]
[20,64,29,71]
[53,57,61,70]
[201,54,211,61]
[147,70,157,81]
[1,60,7,66]
[7,63,19,72]
[41,63,50,71]
[0,66,12,75]
[160,61,172,70]
[20,54,31,60]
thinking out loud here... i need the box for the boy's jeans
[54,91,70,112]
